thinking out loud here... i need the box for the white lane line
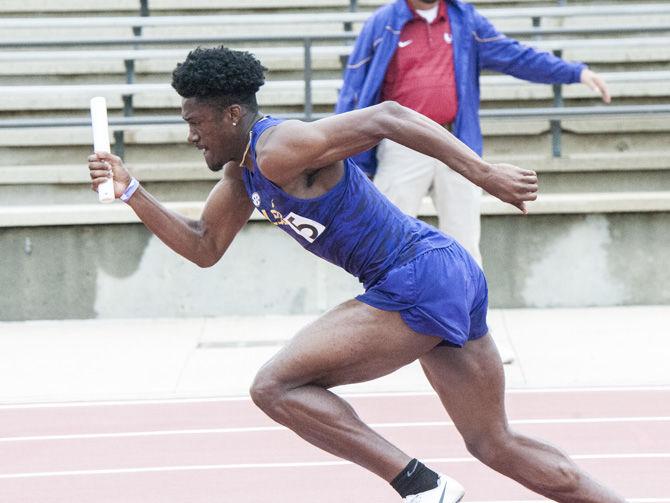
[0,395,254,409]
[572,453,670,460]
[430,453,670,463]
[465,500,670,503]
[0,453,668,480]
[2,386,670,409]
[505,386,670,394]
[2,415,670,443]
[0,426,283,442]
[3,415,670,442]
[0,460,351,479]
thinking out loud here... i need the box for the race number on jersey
[285,212,326,243]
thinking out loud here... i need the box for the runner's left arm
[255,101,538,213]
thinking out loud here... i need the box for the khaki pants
[374,139,483,265]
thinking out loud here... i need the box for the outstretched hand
[580,68,611,104]
[479,163,538,214]
[87,151,132,199]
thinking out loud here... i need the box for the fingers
[88,152,118,176]
[517,174,538,196]
[581,69,611,104]
[88,154,113,170]
[589,74,611,103]
[88,152,113,194]
[513,177,537,213]
[88,152,122,171]
[90,151,120,163]
[89,175,112,194]
[88,160,111,170]
[88,160,112,178]
[595,77,612,104]
[87,151,132,196]
[523,174,538,186]
[89,167,112,189]
[89,168,111,178]
[514,201,528,214]
[485,162,537,214]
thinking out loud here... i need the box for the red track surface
[1,387,669,502]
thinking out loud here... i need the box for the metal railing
[3,3,670,29]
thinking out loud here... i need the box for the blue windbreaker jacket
[335,0,586,176]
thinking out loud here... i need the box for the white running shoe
[403,474,465,503]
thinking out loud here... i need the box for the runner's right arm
[88,152,253,267]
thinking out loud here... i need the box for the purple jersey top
[241,116,454,289]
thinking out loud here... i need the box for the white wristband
[120,177,140,203]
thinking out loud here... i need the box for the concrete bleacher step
[9,126,659,175]
[2,69,669,113]
[3,151,667,183]
[1,150,669,205]
[0,0,566,16]
[0,150,670,185]
[2,5,669,50]
[1,14,669,44]
[2,42,670,79]
[2,114,668,153]
[3,20,669,45]
[0,0,380,15]
[2,191,670,228]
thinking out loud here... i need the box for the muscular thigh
[420,334,509,440]
[257,299,442,389]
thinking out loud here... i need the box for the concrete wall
[2,212,669,321]
[482,213,670,308]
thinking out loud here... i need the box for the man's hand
[88,151,133,199]
[580,68,611,104]
[479,163,538,214]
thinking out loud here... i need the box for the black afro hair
[171,46,267,110]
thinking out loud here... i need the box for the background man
[336,0,611,265]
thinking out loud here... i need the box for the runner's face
[182,97,239,172]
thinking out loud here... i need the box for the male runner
[88,47,625,502]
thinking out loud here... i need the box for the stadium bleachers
[1,0,670,318]
[1,1,669,190]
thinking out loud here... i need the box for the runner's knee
[464,430,582,495]
[249,367,287,414]
[463,428,514,467]
[550,460,581,494]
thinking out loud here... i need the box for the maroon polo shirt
[381,0,458,125]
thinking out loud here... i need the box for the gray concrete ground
[0,305,669,404]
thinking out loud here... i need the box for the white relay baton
[90,97,115,203]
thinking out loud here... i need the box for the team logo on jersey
[285,212,326,243]
[443,33,452,44]
[251,192,261,207]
